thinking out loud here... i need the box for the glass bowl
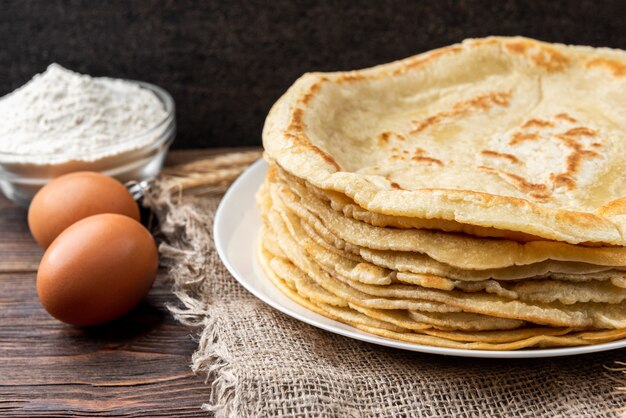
[0,81,176,207]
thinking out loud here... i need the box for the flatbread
[265,202,626,329]
[263,36,626,245]
[272,177,626,269]
[277,165,541,242]
[295,207,626,283]
[258,236,626,349]
[267,188,626,307]
[291,202,626,286]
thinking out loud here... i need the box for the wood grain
[0,204,42,272]
[0,150,228,417]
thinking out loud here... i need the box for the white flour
[0,64,169,164]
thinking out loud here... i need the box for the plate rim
[214,158,626,359]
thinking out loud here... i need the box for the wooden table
[0,150,244,417]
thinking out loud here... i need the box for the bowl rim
[0,79,176,159]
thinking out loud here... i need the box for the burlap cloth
[145,154,626,418]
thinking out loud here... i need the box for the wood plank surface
[0,150,232,417]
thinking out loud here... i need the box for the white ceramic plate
[214,159,626,358]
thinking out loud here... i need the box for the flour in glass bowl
[0,64,169,164]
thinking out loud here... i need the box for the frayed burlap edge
[144,151,260,416]
[146,188,237,416]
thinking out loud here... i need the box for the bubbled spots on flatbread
[263,36,626,244]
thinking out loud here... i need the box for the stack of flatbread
[257,36,626,350]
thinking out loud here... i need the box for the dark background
[2,0,626,149]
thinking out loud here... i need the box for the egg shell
[37,213,158,327]
[28,171,140,248]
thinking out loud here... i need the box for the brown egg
[37,213,158,327]
[28,171,140,248]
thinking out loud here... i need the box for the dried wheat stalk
[153,149,262,202]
